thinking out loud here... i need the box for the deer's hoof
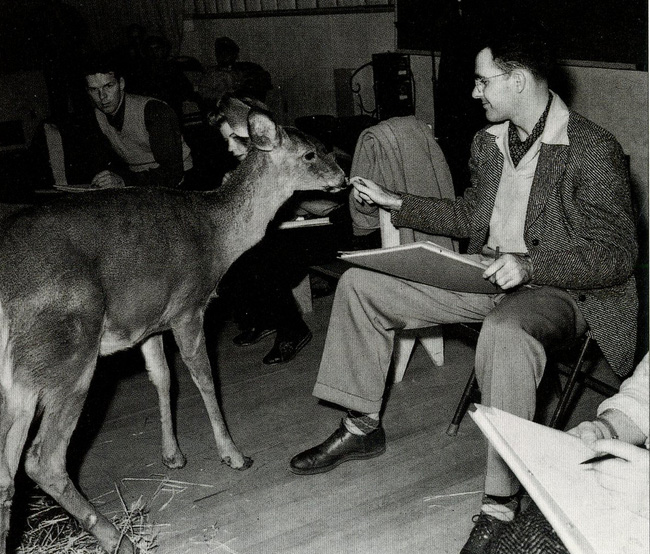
[221,455,253,470]
[114,535,139,554]
[163,451,187,469]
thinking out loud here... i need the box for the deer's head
[246,110,348,194]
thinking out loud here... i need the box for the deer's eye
[304,151,316,161]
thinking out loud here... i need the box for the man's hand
[567,420,606,444]
[91,170,126,189]
[586,439,649,517]
[482,253,533,290]
[351,176,403,211]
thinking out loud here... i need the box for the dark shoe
[460,513,510,554]
[262,330,312,364]
[289,421,386,475]
[309,274,335,299]
[233,327,276,347]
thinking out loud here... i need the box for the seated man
[289,25,638,554]
[83,53,193,189]
[212,94,348,364]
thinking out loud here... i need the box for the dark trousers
[219,215,345,340]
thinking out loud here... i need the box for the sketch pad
[470,405,649,554]
[340,241,500,293]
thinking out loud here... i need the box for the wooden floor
[14,289,610,554]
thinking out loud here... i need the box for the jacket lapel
[474,136,503,235]
[525,143,569,229]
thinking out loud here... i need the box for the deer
[0,110,347,554]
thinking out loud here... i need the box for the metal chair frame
[446,330,619,436]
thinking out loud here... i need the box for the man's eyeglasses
[474,72,510,92]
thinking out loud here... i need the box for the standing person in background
[197,36,272,111]
[115,23,148,91]
[83,53,193,189]
[135,35,196,121]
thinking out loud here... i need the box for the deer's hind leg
[23,357,138,554]
[172,311,252,470]
[141,335,186,469]
[0,382,38,554]
[19,284,137,554]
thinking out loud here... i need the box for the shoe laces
[470,513,500,541]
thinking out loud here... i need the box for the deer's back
[0,188,229,355]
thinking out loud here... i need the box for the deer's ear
[248,110,280,152]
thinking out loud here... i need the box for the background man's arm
[121,100,185,188]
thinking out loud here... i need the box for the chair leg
[446,369,478,436]
[393,336,417,383]
[292,274,313,314]
[420,331,445,367]
[549,334,592,429]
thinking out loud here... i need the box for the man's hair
[208,93,270,134]
[214,36,240,59]
[144,35,171,53]
[480,23,556,82]
[82,51,124,82]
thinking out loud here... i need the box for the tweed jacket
[393,96,638,377]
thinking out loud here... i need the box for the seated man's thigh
[483,286,587,348]
[336,268,496,330]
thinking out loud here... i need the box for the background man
[289,25,638,554]
[84,54,193,189]
[197,36,272,110]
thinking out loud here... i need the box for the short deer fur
[0,111,346,553]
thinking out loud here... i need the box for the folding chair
[445,330,620,436]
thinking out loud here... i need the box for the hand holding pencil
[482,248,534,290]
[350,176,403,211]
[582,439,649,517]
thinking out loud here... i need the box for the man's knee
[335,268,371,301]
[476,307,547,391]
[480,308,527,340]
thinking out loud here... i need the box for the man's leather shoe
[262,330,312,364]
[233,327,276,347]
[289,421,386,475]
[460,513,510,554]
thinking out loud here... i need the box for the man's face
[472,48,515,123]
[86,73,125,115]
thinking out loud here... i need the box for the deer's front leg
[172,314,252,470]
[141,335,186,469]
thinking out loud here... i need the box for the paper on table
[469,404,649,554]
[53,183,100,193]
[278,217,331,229]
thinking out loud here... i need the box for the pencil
[580,453,618,465]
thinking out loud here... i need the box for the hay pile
[16,488,157,554]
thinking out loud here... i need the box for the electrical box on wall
[372,52,414,121]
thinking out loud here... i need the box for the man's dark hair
[144,35,171,53]
[480,22,556,81]
[81,51,124,81]
[214,36,240,64]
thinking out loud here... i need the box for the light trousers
[313,268,587,496]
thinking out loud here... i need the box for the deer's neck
[210,157,294,264]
